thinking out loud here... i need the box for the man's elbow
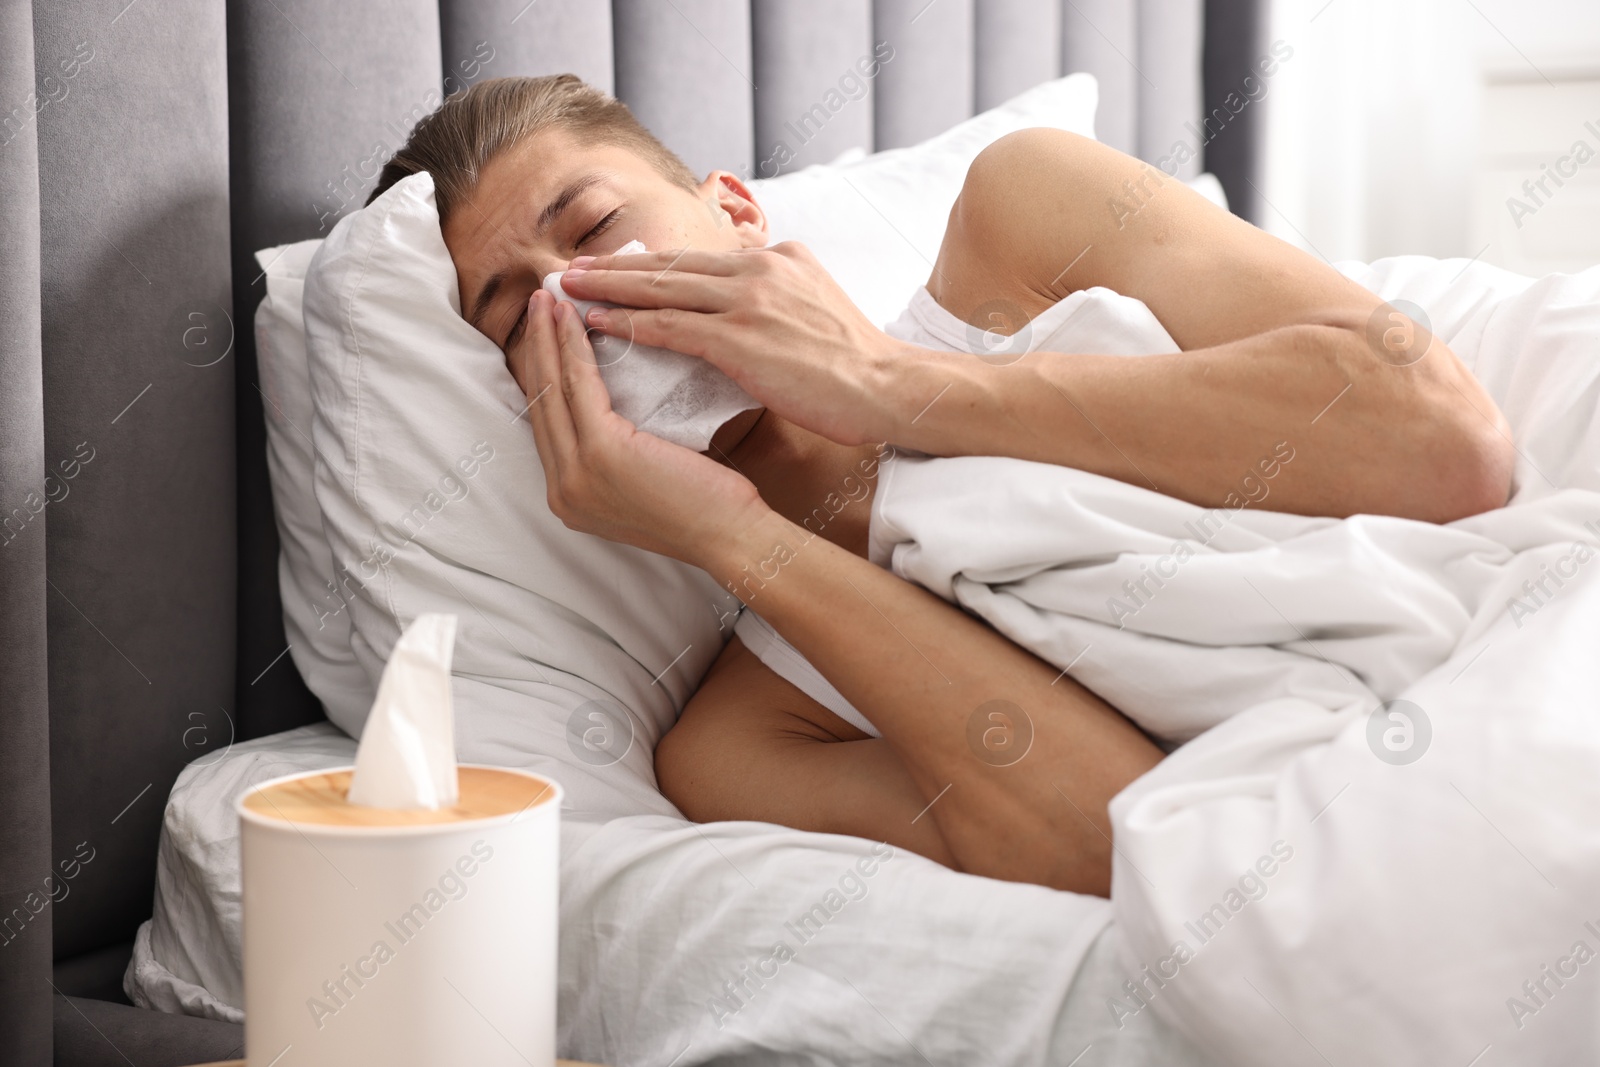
[1326,322,1515,522]
[1431,410,1515,521]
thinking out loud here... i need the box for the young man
[370,74,1513,895]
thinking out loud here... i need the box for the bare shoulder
[938,127,1386,351]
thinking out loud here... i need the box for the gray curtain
[0,1,1259,1063]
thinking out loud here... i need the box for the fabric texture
[302,169,736,811]
[1103,259,1600,1064]
[440,0,613,94]
[739,254,1600,1064]
[977,0,1064,111]
[750,72,1100,329]
[0,1,51,1061]
[54,994,244,1066]
[750,0,877,174]
[226,0,445,744]
[1137,0,1205,180]
[738,280,1188,737]
[1063,0,1137,154]
[35,0,235,964]
[1201,0,1269,222]
[125,721,1165,1066]
[253,240,373,729]
[872,0,976,149]
[613,0,756,178]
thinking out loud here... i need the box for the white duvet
[854,254,1600,1064]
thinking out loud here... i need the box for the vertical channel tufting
[226,0,442,741]
[0,0,50,1060]
[440,0,614,94]
[1137,0,1204,179]
[1203,0,1268,222]
[976,0,1062,111]
[1061,0,1138,155]
[872,0,975,150]
[750,0,874,177]
[613,0,756,178]
[34,0,233,959]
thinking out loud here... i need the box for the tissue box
[238,765,562,1067]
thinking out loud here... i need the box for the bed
[2,2,1269,1064]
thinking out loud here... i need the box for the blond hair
[367,74,700,222]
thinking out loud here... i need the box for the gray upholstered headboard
[1,1,1265,1061]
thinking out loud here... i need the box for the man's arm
[684,510,1165,896]
[656,635,960,868]
[880,127,1515,523]
[564,127,1514,522]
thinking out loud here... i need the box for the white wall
[1468,0,1600,76]
[1260,0,1600,274]
[1468,0,1600,275]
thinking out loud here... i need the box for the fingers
[571,246,747,276]
[581,305,721,366]
[551,298,620,440]
[560,259,733,312]
[525,290,576,464]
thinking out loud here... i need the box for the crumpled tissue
[346,612,460,809]
[543,239,761,452]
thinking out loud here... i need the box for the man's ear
[699,170,768,247]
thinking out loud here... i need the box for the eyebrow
[536,173,608,238]
[467,173,611,335]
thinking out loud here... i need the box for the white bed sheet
[701,253,1600,1063]
[862,256,1600,1064]
[127,722,1210,1065]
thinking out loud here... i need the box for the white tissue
[346,613,460,809]
[543,239,761,452]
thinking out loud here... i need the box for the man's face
[443,125,769,355]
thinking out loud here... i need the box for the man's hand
[512,288,771,567]
[559,242,909,446]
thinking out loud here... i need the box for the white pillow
[302,170,741,823]
[750,72,1101,328]
[750,72,1227,328]
[252,241,373,728]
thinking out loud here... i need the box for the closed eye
[579,208,621,248]
[505,208,623,349]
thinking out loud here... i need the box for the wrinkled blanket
[862,255,1600,1064]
